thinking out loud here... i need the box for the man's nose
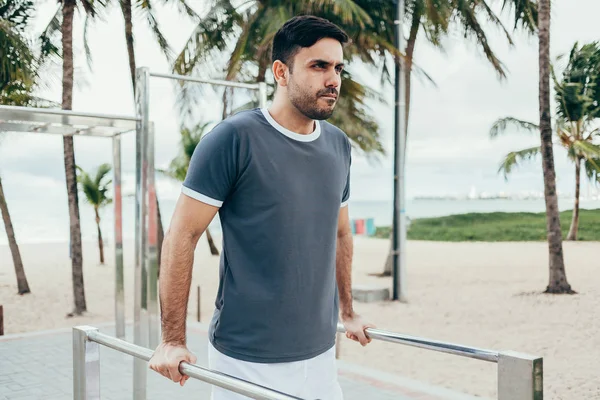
[325,70,341,88]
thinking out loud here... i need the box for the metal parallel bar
[0,122,123,137]
[112,136,125,339]
[150,72,261,90]
[145,122,160,349]
[73,326,101,400]
[83,329,303,400]
[337,323,499,363]
[134,66,150,400]
[0,105,138,129]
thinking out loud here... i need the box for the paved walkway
[0,322,484,400]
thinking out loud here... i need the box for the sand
[1,236,599,399]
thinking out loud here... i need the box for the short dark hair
[271,15,349,71]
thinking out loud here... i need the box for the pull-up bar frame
[133,67,268,400]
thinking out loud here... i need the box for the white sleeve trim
[341,199,349,208]
[182,186,223,207]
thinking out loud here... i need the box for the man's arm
[336,205,354,319]
[336,206,375,346]
[160,193,219,344]
[149,194,219,385]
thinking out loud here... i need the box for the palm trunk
[205,228,219,255]
[94,207,105,264]
[0,175,30,294]
[566,157,581,241]
[62,0,87,314]
[404,10,419,145]
[121,0,135,88]
[538,0,573,294]
[121,4,166,274]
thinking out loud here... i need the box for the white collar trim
[260,108,321,142]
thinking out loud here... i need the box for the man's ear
[272,60,289,87]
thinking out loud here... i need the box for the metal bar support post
[146,122,160,350]
[498,351,543,400]
[113,136,125,339]
[392,0,407,301]
[73,326,101,400]
[134,66,150,400]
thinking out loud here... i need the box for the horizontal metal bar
[337,323,499,363]
[86,330,303,400]
[150,72,261,90]
[0,122,125,137]
[0,105,138,130]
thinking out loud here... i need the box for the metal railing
[336,323,543,400]
[74,324,542,400]
[73,326,304,400]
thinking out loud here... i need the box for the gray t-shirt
[182,108,351,363]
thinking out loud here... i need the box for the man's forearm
[336,231,354,319]
[159,230,196,345]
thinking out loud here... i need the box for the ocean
[2,196,599,245]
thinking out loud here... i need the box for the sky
[1,0,600,210]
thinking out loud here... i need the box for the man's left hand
[341,313,375,347]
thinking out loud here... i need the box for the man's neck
[267,97,315,135]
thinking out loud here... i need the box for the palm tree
[379,0,539,275]
[159,121,220,256]
[537,0,573,294]
[0,0,40,295]
[0,175,30,294]
[76,164,113,264]
[115,0,196,271]
[172,0,392,155]
[490,42,600,241]
[58,0,109,315]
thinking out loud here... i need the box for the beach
[1,237,598,399]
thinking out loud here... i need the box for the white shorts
[208,342,344,400]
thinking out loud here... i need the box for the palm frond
[172,0,241,76]
[583,157,600,184]
[305,0,373,27]
[500,0,538,34]
[39,5,62,64]
[498,145,541,179]
[163,121,213,182]
[94,163,112,185]
[153,0,199,18]
[139,0,174,62]
[451,0,507,79]
[572,141,600,159]
[489,117,539,138]
[83,14,94,70]
[76,164,112,208]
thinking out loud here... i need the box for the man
[149,15,374,399]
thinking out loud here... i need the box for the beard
[288,77,338,120]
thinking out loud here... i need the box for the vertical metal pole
[113,136,125,339]
[258,82,268,109]
[498,352,543,400]
[73,326,101,400]
[134,66,149,400]
[392,0,407,301]
[146,122,160,349]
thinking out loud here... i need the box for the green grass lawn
[375,208,600,241]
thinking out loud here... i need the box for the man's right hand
[149,342,197,386]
